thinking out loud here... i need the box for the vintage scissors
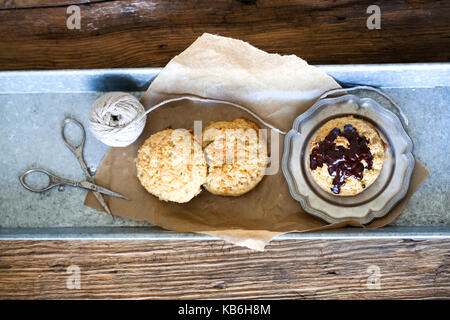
[19,118,128,219]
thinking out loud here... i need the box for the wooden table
[0,0,449,299]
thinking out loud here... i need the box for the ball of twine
[89,92,147,147]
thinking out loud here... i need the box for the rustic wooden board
[0,0,449,70]
[0,240,449,299]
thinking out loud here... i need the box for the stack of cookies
[136,118,268,203]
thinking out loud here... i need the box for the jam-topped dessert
[309,116,385,196]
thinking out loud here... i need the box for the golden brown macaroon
[202,118,268,196]
[309,116,385,196]
[136,128,207,203]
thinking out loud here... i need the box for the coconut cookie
[136,128,207,203]
[202,118,268,196]
[309,116,385,196]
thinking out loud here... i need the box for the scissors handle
[19,169,128,200]
[61,118,91,176]
[19,168,77,193]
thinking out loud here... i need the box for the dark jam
[309,124,373,194]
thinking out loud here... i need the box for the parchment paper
[85,33,428,250]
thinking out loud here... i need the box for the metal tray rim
[0,63,449,94]
[1,226,450,240]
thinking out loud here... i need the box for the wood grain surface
[0,240,449,299]
[0,0,449,70]
[0,0,449,300]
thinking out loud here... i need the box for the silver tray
[282,94,414,224]
[0,63,449,240]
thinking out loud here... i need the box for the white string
[89,87,407,147]
[89,93,287,147]
[140,95,287,135]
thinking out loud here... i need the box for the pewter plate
[282,94,415,224]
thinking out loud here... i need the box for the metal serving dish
[282,94,414,224]
[0,64,449,240]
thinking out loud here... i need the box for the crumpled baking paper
[85,33,428,250]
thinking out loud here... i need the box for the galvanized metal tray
[0,63,449,240]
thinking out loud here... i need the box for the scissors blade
[79,181,129,200]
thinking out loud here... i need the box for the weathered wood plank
[0,240,448,299]
[0,0,102,10]
[0,0,448,70]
